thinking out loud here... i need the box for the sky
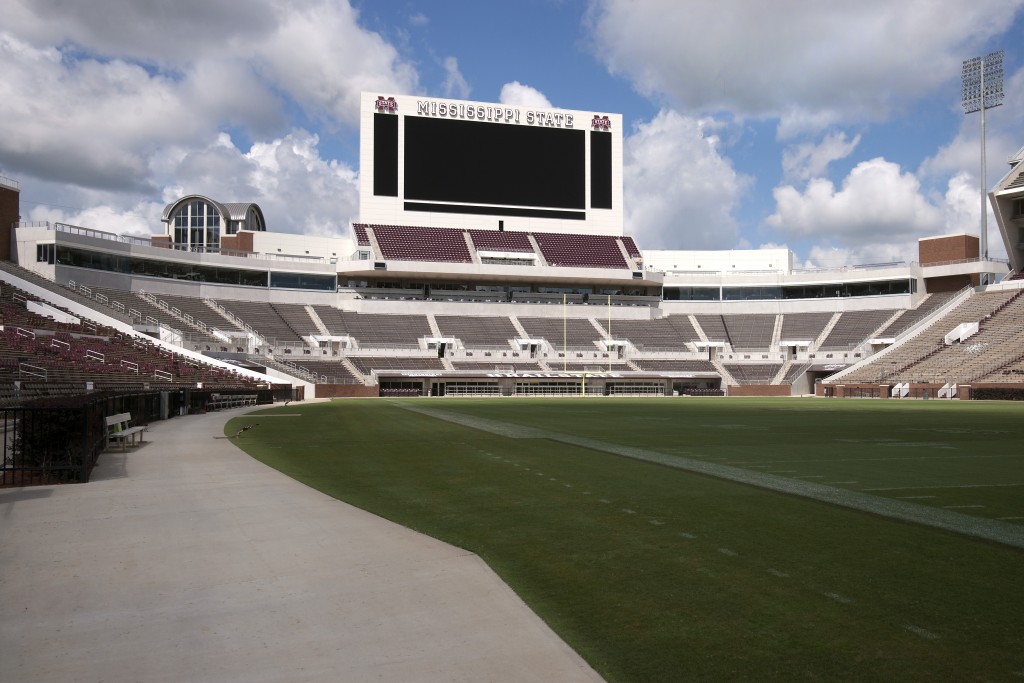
[1,0,1023,267]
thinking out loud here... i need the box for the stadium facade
[2,92,1023,401]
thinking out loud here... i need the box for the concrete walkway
[0,405,603,683]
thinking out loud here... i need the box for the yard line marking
[767,568,789,578]
[943,505,984,509]
[824,592,852,604]
[826,481,858,485]
[717,548,738,557]
[896,495,936,499]
[678,532,697,539]
[599,499,611,504]
[397,404,1024,550]
[621,508,636,515]
[905,625,940,641]
[796,475,825,479]
[998,516,1024,520]
[649,519,664,526]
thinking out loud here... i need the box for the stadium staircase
[812,313,843,351]
[305,305,330,336]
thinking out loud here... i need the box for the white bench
[105,412,147,451]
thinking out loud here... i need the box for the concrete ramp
[0,406,602,683]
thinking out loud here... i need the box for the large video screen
[404,116,586,210]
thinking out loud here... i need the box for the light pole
[961,50,1004,285]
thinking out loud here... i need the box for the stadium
[1,91,1023,405]
[2,92,1024,681]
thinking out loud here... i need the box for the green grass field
[227,398,1024,682]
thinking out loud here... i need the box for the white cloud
[768,157,1010,263]
[586,0,1023,133]
[782,132,861,182]
[768,158,944,243]
[441,57,471,99]
[0,0,419,194]
[499,81,553,108]
[623,109,749,249]
[255,1,419,127]
[24,130,359,240]
[167,131,360,237]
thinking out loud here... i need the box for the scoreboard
[359,93,623,235]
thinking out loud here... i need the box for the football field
[227,398,1024,682]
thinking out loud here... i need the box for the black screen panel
[404,117,585,210]
[373,113,398,197]
[590,131,612,209]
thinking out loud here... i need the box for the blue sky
[1,0,1022,266]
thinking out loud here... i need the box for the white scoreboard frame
[358,92,623,236]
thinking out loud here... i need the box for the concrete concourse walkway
[0,405,603,683]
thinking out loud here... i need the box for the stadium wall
[726,385,792,397]
[0,178,18,262]
[315,384,378,398]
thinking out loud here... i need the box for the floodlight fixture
[961,50,1004,283]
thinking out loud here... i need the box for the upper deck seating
[216,299,306,344]
[695,315,729,344]
[779,313,833,342]
[722,314,775,350]
[876,292,957,338]
[613,316,699,350]
[621,236,642,260]
[819,310,894,349]
[333,312,433,347]
[153,293,243,332]
[371,224,472,263]
[434,315,518,346]
[353,224,371,246]
[518,317,603,348]
[531,233,628,269]
[468,230,534,253]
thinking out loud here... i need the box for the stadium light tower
[961,50,1004,284]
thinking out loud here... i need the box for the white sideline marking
[772,470,798,474]
[581,491,591,495]
[796,475,825,479]
[905,625,940,640]
[998,516,1024,520]
[824,592,852,604]
[717,548,738,557]
[863,483,1024,492]
[826,481,858,485]
[679,532,697,539]
[767,568,789,578]
[943,505,984,509]
[599,499,611,504]
[649,519,664,526]
[621,508,636,515]
[563,483,573,488]
[896,495,936,499]
[395,404,1024,550]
